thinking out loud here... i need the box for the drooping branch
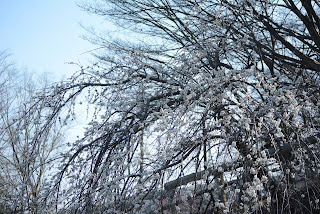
[164,133,320,191]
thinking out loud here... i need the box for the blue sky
[0,0,105,81]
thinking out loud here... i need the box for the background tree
[0,50,63,213]
[39,0,320,213]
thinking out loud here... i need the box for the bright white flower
[261,150,267,158]
[250,167,256,174]
[261,176,268,183]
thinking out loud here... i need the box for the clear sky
[0,0,105,81]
